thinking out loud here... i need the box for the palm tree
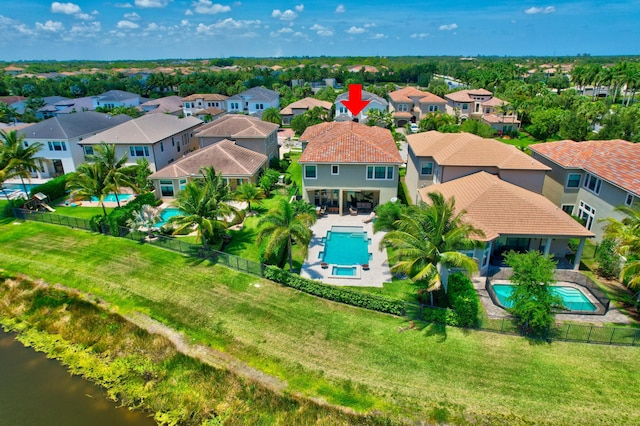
[0,157,20,199]
[262,107,282,125]
[380,192,484,305]
[66,162,112,217]
[0,129,43,195]
[86,142,136,208]
[234,182,265,214]
[257,198,316,271]
[601,202,640,294]
[127,204,161,239]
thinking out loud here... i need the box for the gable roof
[194,114,278,138]
[138,95,184,114]
[335,90,388,106]
[18,111,133,140]
[194,107,226,117]
[407,131,549,171]
[419,172,594,241]
[93,90,140,102]
[445,88,493,103]
[182,93,228,102]
[79,114,202,145]
[299,121,403,164]
[529,139,640,196]
[149,139,267,179]
[53,96,95,114]
[226,86,279,102]
[280,97,332,115]
[388,87,446,104]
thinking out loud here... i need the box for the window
[129,146,149,157]
[420,161,434,175]
[331,165,339,175]
[304,165,317,179]
[626,193,635,206]
[485,108,491,114]
[179,179,187,191]
[160,180,174,197]
[561,204,574,215]
[255,103,264,110]
[366,165,394,180]
[577,201,596,230]
[584,173,602,194]
[230,102,239,110]
[566,173,582,188]
[236,178,243,185]
[48,141,66,151]
[398,104,409,112]
[184,102,191,108]
[339,106,348,114]
[461,104,468,110]
[428,105,439,112]
[83,146,94,156]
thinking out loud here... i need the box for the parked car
[410,123,419,133]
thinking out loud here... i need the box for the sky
[1,1,639,61]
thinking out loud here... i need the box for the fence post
[586,326,593,343]
[609,328,615,345]
[633,329,639,346]
[565,324,570,340]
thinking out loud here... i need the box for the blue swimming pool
[321,226,371,266]
[332,266,357,277]
[154,208,182,228]
[3,183,41,193]
[492,284,597,312]
[91,193,134,203]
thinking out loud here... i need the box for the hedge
[263,265,405,316]
[89,192,159,236]
[447,273,479,327]
[30,174,68,201]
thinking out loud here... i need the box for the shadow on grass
[422,322,448,342]
[224,228,258,256]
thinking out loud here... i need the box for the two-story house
[444,89,520,132]
[387,87,446,127]
[91,90,142,109]
[298,121,404,215]
[138,96,184,116]
[226,87,279,117]
[529,139,640,241]
[334,90,388,123]
[182,94,228,117]
[78,114,203,172]
[405,131,550,204]
[193,114,279,162]
[280,97,332,126]
[17,111,133,178]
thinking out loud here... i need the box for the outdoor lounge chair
[362,212,376,224]
[349,206,358,216]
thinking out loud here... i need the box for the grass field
[1,221,639,424]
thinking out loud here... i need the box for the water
[91,193,135,203]
[3,182,41,193]
[492,284,597,312]
[332,266,357,276]
[322,226,370,265]
[0,329,155,426]
[154,207,182,228]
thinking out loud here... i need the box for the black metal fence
[12,208,640,347]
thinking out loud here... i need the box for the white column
[338,189,343,216]
[573,238,586,270]
[543,237,552,256]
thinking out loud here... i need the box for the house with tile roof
[193,107,226,123]
[334,90,388,123]
[529,139,640,241]
[182,93,228,117]
[193,114,279,161]
[387,87,446,127]
[226,87,279,117]
[138,95,184,116]
[419,172,594,275]
[280,97,332,126]
[298,121,403,215]
[148,139,268,199]
[17,111,133,178]
[445,89,520,133]
[78,114,203,172]
[91,90,142,109]
[405,131,550,204]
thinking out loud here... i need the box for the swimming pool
[491,284,597,312]
[91,193,134,203]
[321,226,371,266]
[3,183,41,193]
[154,208,182,228]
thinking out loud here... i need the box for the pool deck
[301,213,392,288]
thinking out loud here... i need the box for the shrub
[420,306,459,326]
[447,273,479,327]
[0,198,24,218]
[30,174,68,201]
[104,193,159,236]
[596,238,621,279]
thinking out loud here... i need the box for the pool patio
[301,213,392,287]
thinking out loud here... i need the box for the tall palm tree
[0,129,43,195]
[257,198,316,271]
[601,202,640,294]
[86,142,136,208]
[262,107,282,125]
[380,192,484,304]
[66,162,112,217]
[234,182,265,213]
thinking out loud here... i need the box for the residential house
[387,87,447,127]
[193,114,279,162]
[529,139,640,241]
[17,111,133,178]
[35,96,72,120]
[445,89,520,132]
[149,139,268,199]
[298,121,403,215]
[51,97,95,115]
[334,90,388,123]
[405,131,550,204]
[226,87,279,117]
[91,90,142,109]
[138,95,184,116]
[193,107,226,123]
[280,97,332,126]
[418,172,594,275]
[182,93,228,116]
[78,114,203,173]
[4,65,25,76]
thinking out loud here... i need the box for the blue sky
[1,1,638,60]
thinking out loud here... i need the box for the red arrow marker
[341,84,370,116]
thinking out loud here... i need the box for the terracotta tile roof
[419,172,594,241]
[194,107,225,117]
[481,97,507,107]
[392,111,413,118]
[149,139,267,179]
[445,88,493,103]
[388,87,446,104]
[530,140,640,195]
[407,131,549,170]
[194,114,278,138]
[481,114,521,124]
[299,121,403,164]
[280,97,332,115]
[182,93,228,102]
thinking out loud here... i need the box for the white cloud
[272,9,298,20]
[75,12,93,20]
[439,23,457,30]
[124,12,141,20]
[524,6,556,14]
[181,19,189,25]
[117,20,140,29]
[370,33,385,39]
[278,27,293,33]
[310,23,333,36]
[295,4,304,12]
[115,2,133,7]
[335,4,345,13]
[410,33,429,39]
[196,18,261,34]
[364,23,376,28]
[135,0,169,8]
[346,26,365,34]
[67,21,101,39]
[185,9,194,15]
[146,22,159,30]
[36,20,64,32]
[193,0,231,14]
[51,2,81,14]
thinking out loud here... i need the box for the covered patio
[306,189,379,215]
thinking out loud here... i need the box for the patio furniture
[349,206,358,216]
[361,264,370,271]
[362,212,376,224]
[321,262,329,269]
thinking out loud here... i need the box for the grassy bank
[1,222,640,424]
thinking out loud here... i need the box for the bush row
[29,174,68,201]
[263,266,405,316]
[447,273,479,327]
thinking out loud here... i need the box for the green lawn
[51,205,114,219]
[286,151,302,191]
[1,221,639,424]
